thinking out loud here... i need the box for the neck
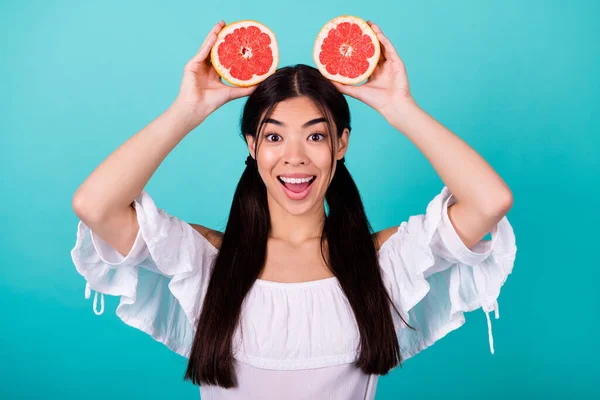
[267,193,326,245]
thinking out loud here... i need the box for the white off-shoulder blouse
[71,186,517,400]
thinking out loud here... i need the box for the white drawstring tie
[85,282,104,316]
[484,300,500,354]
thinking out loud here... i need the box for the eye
[264,132,327,142]
[309,132,327,141]
[264,133,281,142]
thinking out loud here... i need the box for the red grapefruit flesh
[313,16,381,85]
[210,20,279,87]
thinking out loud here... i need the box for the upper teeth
[280,176,314,184]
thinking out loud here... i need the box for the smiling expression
[246,96,349,216]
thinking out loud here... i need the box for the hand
[331,21,417,121]
[172,21,257,126]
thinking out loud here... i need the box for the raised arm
[71,104,199,256]
[72,20,254,256]
[332,21,513,250]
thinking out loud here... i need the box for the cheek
[313,150,334,171]
[256,150,279,185]
[258,151,279,176]
[259,150,279,166]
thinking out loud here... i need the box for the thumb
[332,81,359,98]
[229,85,257,100]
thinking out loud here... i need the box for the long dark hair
[184,64,411,388]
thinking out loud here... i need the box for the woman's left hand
[331,21,417,120]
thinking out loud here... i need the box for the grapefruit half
[313,16,381,85]
[210,20,279,87]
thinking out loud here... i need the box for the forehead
[266,97,325,124]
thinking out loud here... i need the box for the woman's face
[246,96,349,216]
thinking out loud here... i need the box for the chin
[282,200,320,216]
[268,177,324,215]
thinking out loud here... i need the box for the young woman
[71,20,516,400]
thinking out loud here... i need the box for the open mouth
[277,176,316,195]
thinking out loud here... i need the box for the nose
[283,145,307,165]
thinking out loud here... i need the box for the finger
[377,43,387,63]
[229,85,257,100]
[366,20,386,62]
[332,81,359,98]
[190,20,226,63]
[368,21,401,63]
[367,61,383,82]
[377,32,401,63]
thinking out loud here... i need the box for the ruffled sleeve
[70,190,219,358]
[377,186,517,360]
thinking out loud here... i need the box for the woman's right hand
[172,21,257,127]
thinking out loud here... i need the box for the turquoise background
[1,0,598,398]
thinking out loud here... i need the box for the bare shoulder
[188,223,399,252]
[189,223,223,250]
[372,226,400,252]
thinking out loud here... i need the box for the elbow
[72,191,104,222]
[500,190,514,212]
[486,190,513,218]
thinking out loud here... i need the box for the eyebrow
[264,117,329,129]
